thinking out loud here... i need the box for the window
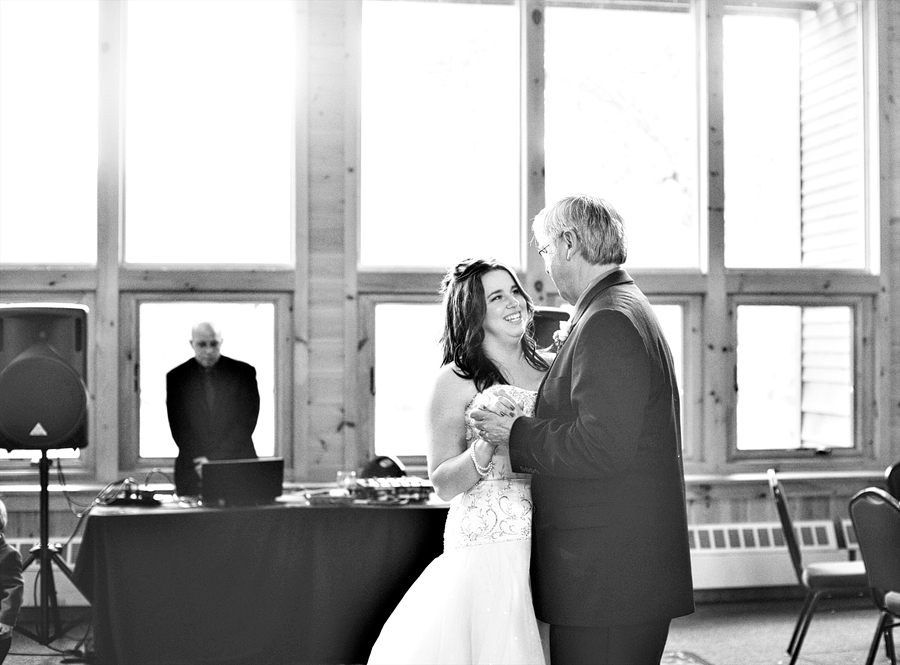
[358,0,880,470]
[736,304,855,452]
[372,303,444,458]
[723,4,867,269]
[653,304,685,410]
[123,0,294,265]
[544,3,700,269]
[360,0,521,269]
[0,0,886,483]
[0,0,98,265]
[136,301,277,460]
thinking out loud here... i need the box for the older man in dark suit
[166,322,260,497]
[472,194,694,664]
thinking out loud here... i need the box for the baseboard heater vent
[8,537,87,607]
[688,520,858,590]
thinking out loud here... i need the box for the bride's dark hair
[439,258,549,392]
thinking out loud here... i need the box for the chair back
[884,462,900,500]
[767,468,805,583]
[849,487,900,609]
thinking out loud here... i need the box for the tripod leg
[43,559,63,639]
[15,453,69,645]
[50,548,75,581]
[21,548,38,571]
[17,548,76,645]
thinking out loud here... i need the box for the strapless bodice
[443,385,537,552]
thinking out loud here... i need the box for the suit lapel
[566,268,633,334]
[535,269,633,411]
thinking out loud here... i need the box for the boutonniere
[552,320,571,350]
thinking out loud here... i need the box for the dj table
[73,499,448,665]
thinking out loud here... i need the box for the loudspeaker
[0,304,89,450]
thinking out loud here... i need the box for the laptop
[201,457,284,507]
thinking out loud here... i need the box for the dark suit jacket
[166,355,260,496]
[510,269,694,627]
[0,535,23,628]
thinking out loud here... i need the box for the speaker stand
[17,450,77,645]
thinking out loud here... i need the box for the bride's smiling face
[480,269,527,341]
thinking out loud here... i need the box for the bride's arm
[426,367,493,501]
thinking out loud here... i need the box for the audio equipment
[201,458,284,507]
[107,478,162,507]
[0,304,89,645]
[350,476,433,503]
[0,304,88,451]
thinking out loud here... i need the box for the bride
[367,257,551,665]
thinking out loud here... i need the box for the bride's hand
[469,391,522,446]
[490,390,523,419]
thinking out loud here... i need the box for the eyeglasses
[194,340,220,349]
[537,244,552,257]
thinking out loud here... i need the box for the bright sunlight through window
[0,0,98,264]
[124,0,294,265]
[360,1,521,269]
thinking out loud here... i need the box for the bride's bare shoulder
[431,363,478,405]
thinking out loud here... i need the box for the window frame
[726,292,877,465]
[354,0,887,474]
[357,292,442,474]
[118,292,293,474]
[357,282,703,470]
[0,0,890,485]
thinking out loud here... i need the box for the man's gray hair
[535,194,628,266]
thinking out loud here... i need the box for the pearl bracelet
[470,440,494,478]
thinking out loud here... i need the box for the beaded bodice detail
[443,385,537,552]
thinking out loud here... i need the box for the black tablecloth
[73,501,448,665]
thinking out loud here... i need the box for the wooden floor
[4,596,896,665]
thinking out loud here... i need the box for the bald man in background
[166,322,260,496]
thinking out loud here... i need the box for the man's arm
[510,309,651,478]
[165,368,195,457]
[219,362,260,454]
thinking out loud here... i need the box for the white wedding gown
[367,385,548,665]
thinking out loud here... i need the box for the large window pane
[736,305,853,451]
[724,3,866,269]
[124,0,294,265]
[723,14,800,267]
[544,4,699,269]
[360,1,521,269]
[374,303,444,458]
[0,0,98,264]
[138,302,275,459]
[653,304,684,409]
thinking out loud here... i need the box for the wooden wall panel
[882,0,900,466]
[304,0,351,482]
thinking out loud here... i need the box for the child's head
[0,498,7,532]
